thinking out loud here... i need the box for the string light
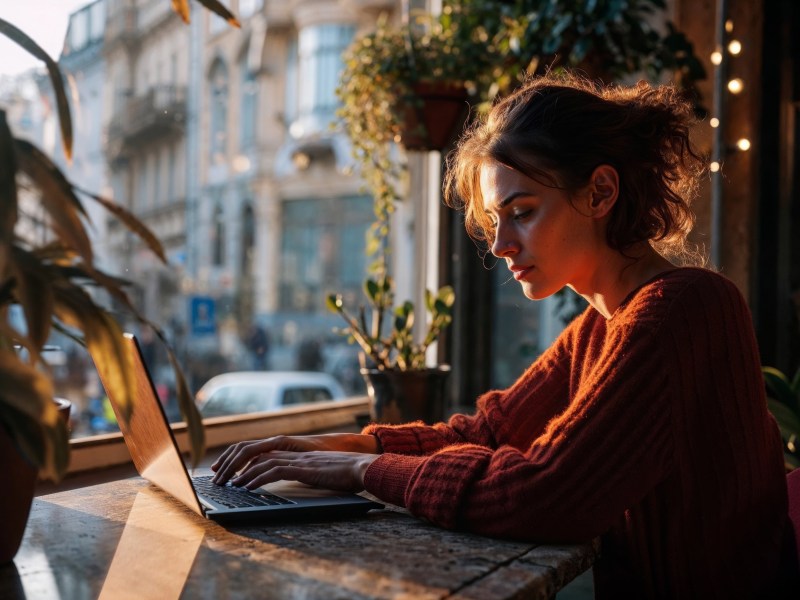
[710,162,721,173]
[725,19,734,33]
[710,117,720,128]
[727,78,744,94]
[736,138,751,151]
[711,51,723,65]
[728,40,742,55]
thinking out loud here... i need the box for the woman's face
[480,160,606,300]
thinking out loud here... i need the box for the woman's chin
[521,282,563,301]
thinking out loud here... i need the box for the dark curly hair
[444,71,707,264]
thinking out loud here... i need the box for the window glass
[282,387,334,406]
[294,24,354,136]
[239,55,257,149]
[209,59,228,163]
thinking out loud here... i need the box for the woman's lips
[511,266,534,281]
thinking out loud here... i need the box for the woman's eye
[512,209,532,221]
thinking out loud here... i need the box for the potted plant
[0,0,238,563]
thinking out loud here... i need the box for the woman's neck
[572,245,676,319]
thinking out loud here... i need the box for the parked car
[195,371,347,418]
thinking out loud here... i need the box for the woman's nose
[491,226,518,258]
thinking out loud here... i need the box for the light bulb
[710,161,721,173]
[728,40,742,55]
[710,117,720,128]
[725,20,734,33]
[736,138,751,151]
[727,78,744,94]
[711,51,723,65]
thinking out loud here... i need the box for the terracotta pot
[397,82,469,151]
[1,398,71,563]
[360,366,450,425]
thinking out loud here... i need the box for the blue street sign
[189,296,216,336]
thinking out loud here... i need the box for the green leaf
[767,398,800,441]
[365,279,380,302]
[0,19,72,160]
[763,366,796,406]
[325,294,343,313]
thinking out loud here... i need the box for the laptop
[93,332,383,523]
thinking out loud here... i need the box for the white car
[195,371,347,418]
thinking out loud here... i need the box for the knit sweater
[362,268,793,598]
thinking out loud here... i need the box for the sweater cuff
[361,421,429,455]
[363,453,426,507]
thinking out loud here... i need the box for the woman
[212,73,796,597]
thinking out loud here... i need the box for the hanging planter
[397,82,470,152]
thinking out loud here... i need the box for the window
[282,387,333,406]
[239,55,258,149]
[279,196,371,312]
[212,203,226,266]
[208,59,229,163]
[292,24,354,137]
[240,202,255,271]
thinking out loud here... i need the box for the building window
[240,202,255,271]
[279,196,371,312]
[291,24,354,137]
[209,58,229,164]
[239,55,258,149]
[212,203,226,266]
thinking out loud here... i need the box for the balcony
[107,85,187,160]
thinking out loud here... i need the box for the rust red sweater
[362,268,793,598]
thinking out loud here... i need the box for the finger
[231,458,296,487]
[212,440,274,483]
[243,465,316,490]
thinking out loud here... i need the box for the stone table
[2,477,599,599]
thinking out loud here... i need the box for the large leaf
[767,398,800,441]
[158,333,205,468]
[0,110,17,275]
[0,19,72,160]
[76,187,167,263]
[52,285,136,423]
[0,349,68,480]
[763,367,797,407]
[195,0,241,28]
[171,0,191,23]
[14,140,92,264]
[8,246,55,351]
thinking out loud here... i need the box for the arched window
[208,58,228,164]
[212,203,225,266]
[239,54,258,149]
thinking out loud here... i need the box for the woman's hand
[210,433,379,485]
[228,450,379,492]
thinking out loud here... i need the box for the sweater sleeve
[363,311,674,542]
[361,310,582,456]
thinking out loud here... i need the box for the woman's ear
[587,165,619,218]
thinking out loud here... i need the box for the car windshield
[201,384,275,417]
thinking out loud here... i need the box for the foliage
[333,0,705,373]
[763,366,800,470]
[326,282,454,371]
[0,1,238,481]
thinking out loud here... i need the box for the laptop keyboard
[193,475,294,509]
